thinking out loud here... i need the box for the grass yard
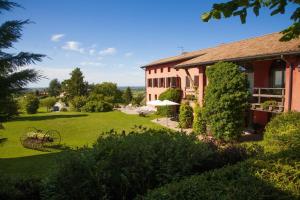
[0,110,160,177]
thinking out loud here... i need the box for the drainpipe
[281,55,293,111]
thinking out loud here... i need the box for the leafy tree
[48,79,61,97]
[0,0,45,120]
[64,68,88,98]
[179,102,194,128]
[70,96,87,111]
[92,82,123,104]
[22,93,39,114]
[204,62,249,141]
[132,93,145,106]
[40,97,56,112]
[193,103,206,135]
[202,0,300,41]
[122,87,133,104]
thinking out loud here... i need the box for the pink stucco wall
[145,61,205,104]
[284,56,300,112]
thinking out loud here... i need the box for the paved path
[151,117,193,134]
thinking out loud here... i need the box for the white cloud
[80,61,104,66]
[125,52,133,57]
[51,34,65,42]
[89,49,96,55]
[62,41,85,53]
[99,47,117,56]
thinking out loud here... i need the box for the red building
[142,33,300,126]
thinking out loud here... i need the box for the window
[166,77,171,87]
[270,60,286,88]
[185,76,190,88]
[194,75,199,87]
[159,78,165,88]
[147,79,152,87]
[171,77,177,88]
[149,94,151,101]
[154,69,157,73]
[148,69,151,74]
[155,94,157,100]
[168,67,171,72]
[161,68,163,73]
[153,78,158,87]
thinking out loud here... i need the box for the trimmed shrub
[141,158,298,200]
[40,97,56,112]
[81,101,113,112]
[158,88,181,116]
[179,103,193,128]
[193,104,206,135]
[22,94,39,114]
[204,62,250,141]
[142,112,300,200]
[264,112,300,153]
[44,128,222,200]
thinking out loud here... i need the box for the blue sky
[1,0,297,87]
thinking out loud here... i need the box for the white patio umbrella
[147,100,164,106]
[160,100,180,126]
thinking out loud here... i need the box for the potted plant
[262,100,277,111]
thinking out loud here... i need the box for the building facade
[142,33,300,126]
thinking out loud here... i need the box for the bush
[179,103,193,128]
[142,158,298,200]
[262,100,277,110]
[264,112,300,153]
[40,97,56,112]
[0,97,19,120]
[44,128,223,200]
[143,113,300,200]
[0,176,42,200]
[158,88,181,116]
[22,94,39,114]
[81,101,112,112]
[193,104,206,135]
[70,96,87,111]
[204,62,250,141]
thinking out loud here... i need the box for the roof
[142,32,300,69]
[141,50,207,68]
[176,32,300,67]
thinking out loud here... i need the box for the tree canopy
[0,0,45,120]
[202,0,300,41]
[63,68,88,98]
[48,79,61,97]
[204,62,249,141]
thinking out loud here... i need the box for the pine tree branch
[5,69,43,91]
[0,20,30,49]
[0,52,45,74]
[0,0,20,13]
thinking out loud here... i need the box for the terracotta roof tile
[176,32,300,67]
[142,32,300,68]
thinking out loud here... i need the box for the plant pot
[268,106,273,111]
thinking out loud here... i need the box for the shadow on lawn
[0,152,64,177]
[13,114,88,121]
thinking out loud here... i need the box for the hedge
[141,112,300,200]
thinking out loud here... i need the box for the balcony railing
[251,87,285,113]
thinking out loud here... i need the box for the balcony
[184,87,197,100]
[251,87,285,113]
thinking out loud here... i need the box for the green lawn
[0,110,160,177]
